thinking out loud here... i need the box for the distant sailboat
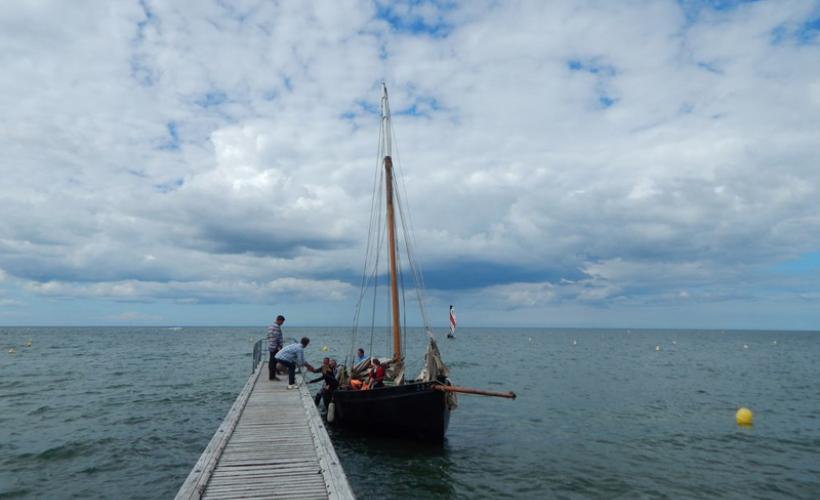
[447,305,457,339]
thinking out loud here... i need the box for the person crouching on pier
[275,337,318,389]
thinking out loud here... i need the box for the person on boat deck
[267,315,285,381]
[309,358,339,405]
[275,337,318,389]
[367,358,385,388]
[354,347,367,365]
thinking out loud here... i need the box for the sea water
[1,327,819,499]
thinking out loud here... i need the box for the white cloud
[1,0,820,326]
[102,311,164,323]
[23,277,354,304]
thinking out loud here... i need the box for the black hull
[330,381,450,442]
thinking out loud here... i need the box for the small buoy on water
[655,345,661,351]
[8,348,15,354]
[26,340,32,347]
[327,402,336,423]
[736,407,753,426]
[322,345,329,352]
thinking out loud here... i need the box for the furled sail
[418,332,457,410]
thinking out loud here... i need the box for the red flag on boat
[449,305,457,337]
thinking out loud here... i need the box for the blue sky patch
[395,95,441,117]
[677,0,760,23]
[135,0,156,42]
[158,121,180,151]
[770,16,820,45]
[339,99,381,123]
[775,251,820,275]
[567,58,616,76]
[598,95,616,108]
[697,61,723,74]
[770,25,789,44]
[196,91,228,108]
[797,17,820,43]
[375,0,455,38]
[154,178,184,193]
[567,58,618,109]
[215,0,254,24]
[356,99,380,116]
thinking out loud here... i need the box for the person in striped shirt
[267,315,285,380]
[275,337,318,389]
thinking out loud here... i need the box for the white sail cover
[418,331,458,410]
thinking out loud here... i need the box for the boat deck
[176,362,353,500]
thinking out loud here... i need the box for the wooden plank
[176,362,354,499]
[296,379,355,500]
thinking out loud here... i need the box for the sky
[1,0,820,329]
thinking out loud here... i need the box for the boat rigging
[326,83,514,442]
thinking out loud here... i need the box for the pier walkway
[176,359,354,500]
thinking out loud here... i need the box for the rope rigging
[349,83,435,374]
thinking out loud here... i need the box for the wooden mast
[382,83,402,362]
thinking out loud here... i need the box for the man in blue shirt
[275,337,318,389]
[355,347,367,364]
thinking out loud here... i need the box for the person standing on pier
[275,337,318,389]
[267,315,285,380]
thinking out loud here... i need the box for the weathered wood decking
[176,362,354,500]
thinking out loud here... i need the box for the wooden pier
[176,362,354,500]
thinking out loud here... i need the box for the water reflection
[329,426,455,499]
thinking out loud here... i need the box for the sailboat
[326,84,514,442]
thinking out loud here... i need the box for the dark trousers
[314,376,338,406]
[268,349,280,379]
[279,360,296,385]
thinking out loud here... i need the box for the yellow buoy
[322,345,329,352]
[736,407,753,426]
